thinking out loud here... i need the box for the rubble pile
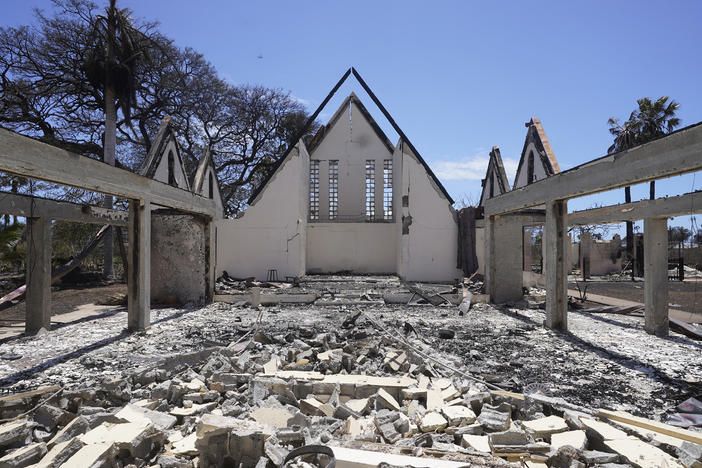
[0,310,700,467]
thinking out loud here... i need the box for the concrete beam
[484,122,702,215]
[544,200,568,330]
[0,128,215,217]
[569,191,702,226]
[25,217,51,334]
[128,200,150,331]
[0,191,127,226]
[643,217,669,336]
[486,214,524,303]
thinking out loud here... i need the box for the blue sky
[4,1,702,233]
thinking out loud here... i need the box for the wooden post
[644,217,669,336]
[25,217,52,334]
[545,199,568,330]
[128,199,150,331]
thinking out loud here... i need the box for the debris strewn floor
[0,275,700,466]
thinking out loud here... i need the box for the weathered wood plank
[569,190,702,225]
[0,128,215,216]
[0,191,127,226]
[485,122,702,215]
[598,409,702,445]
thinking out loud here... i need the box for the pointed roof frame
[513,117,561,188]
[248,67,454,205]
[479,146,511,204]
[192,146,225,204]
[306,91,396,156]
[138,116,191,191]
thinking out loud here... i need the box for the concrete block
[61,442,116,467]
[551,429,587,451]
[248,407,292,429]
[477,404,511,432]
[376,388,401,411]
[461,434,490,453]
[0,442,46,467]
[440,405,476,426]
[115,403,177,431]
[79,420,155,458]
[678,441,702,468]
[580,418,627,442]
[523,415,569,439]
[419,412,448,432]
[605,437,681,468]
[33,437,84,468]
[0,420,31,449]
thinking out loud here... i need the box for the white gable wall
[152,137,190,191]
[513,142,550,189]
[398,143,462,282]
[306,99,398,273]
[215,145,307,280]
[195,164,225,219]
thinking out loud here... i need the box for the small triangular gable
[192,148,225,218]
[479,146,511,206]
[512,117,560,189]
[139,116,191,191]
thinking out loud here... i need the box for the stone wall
[151,209,209,305]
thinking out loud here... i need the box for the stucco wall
[215,146,307,280]
[513,142,549,189]
[151,210,208,305]
[310,100,394,221]
[475,223,485,275]
[398,143,462,282]
[306,222,396,273]
[152,138,190,191]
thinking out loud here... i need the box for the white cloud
[432,152,518,182]
[291,95,312,107]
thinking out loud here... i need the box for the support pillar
[25,217,52,334]
[128,199,150,331]
[545,199,568,330]
[644,217,668,336]
[205,220,216,302]
[487,214,524,303]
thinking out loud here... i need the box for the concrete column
[25,217,52,334]
[128,199,150,331]
[644,217,669,336]
[205,220,216,302]
[487,214,523,303]
[545,199,568,330]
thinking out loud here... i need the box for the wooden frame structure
[0,127,216,334]
[484,122,702,336]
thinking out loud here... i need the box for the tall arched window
[527,151,535,184]
[167,150,176,186]
[208,172,214,199]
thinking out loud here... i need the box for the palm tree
[635,96,680,199]
[608,96,681,279]
[608,114,640,275]
[83,0,147,279]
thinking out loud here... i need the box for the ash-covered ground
[1,297,699,422]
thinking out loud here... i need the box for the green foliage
[608,96,681,154]
[0,223,25,270]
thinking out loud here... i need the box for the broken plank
[598,409,702,445]
[670,317,702,341]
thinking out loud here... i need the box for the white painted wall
[475,224,485,275]
[513,142,550,189]
[194,164,225,219]
[152,137,190,191]
[215,145,308,280]
[310,99,394,220]
[307,222,396,273]
[398,143,462,282]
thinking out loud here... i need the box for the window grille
[329,160,338,220]
[309,160,320,220]
[365,160,375,220]
[383,159,393,220]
